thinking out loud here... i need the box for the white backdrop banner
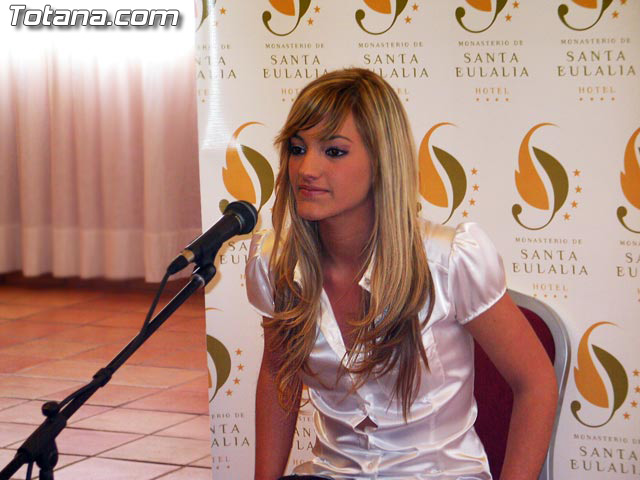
[196,1,639,478]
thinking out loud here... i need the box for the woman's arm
[255,316,301,480]
[465,293,558,480]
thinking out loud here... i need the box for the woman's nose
[297,150,322,179]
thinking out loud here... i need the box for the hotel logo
[571,322,633,427]
[355,0,415,35]
[207,333,231,400]
[195,0,213,30]
[617,128,640,234]
[418,123,476,224]
[558,0,617,31]
[512,123,581,230]
[263,0,316,36]
[455,0,520,33]
[220,122,275,216]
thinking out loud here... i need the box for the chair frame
[507,289,571,480]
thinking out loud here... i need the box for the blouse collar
[293,259,374,292]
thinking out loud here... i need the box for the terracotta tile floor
[0,279,211,479]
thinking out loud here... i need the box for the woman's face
[288,113,374,225]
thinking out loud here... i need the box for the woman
[246,68,557,479]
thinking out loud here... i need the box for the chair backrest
[473,289,571,480]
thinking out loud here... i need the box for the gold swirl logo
[617,128,640,234]
[571,322,631,427]
[355,0,416,35]
[512,124,582,230]
[418,123,475,224]
[558,0,618,31]
[207,334,231,400]
[455,0,519,33]
[220,122,275,215]
[263,0,317,36]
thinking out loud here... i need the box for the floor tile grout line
[0,283,211,477]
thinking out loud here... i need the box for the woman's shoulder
[418,219,498,270]
[418,218,457,269]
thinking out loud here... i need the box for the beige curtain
[0,3,201,282]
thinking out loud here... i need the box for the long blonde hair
[265,68,434,419]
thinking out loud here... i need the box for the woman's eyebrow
[324,134,352,142]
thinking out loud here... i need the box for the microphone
[167,201,258,274]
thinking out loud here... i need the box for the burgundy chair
[473,289,570,480]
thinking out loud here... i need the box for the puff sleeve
[245,230,276,318]
[448,223,507,325]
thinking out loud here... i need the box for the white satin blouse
[246,220,507,480]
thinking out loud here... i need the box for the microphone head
[224,201,258,235]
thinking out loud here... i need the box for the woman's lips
[297,184,329,198]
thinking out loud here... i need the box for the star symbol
[412,3,419,11]
[220,8,226,15]
[473,184,479,192]
[623,412,630,419]
[573,169,581,176]
[234,378,240,385]
[469,199,476,206]
[632,401,638,408]
[633,369,639,376]
[235,349,242,355]
[307,18,314,25]
[226,389,233,396]
[462,211,469,217]
[471,168,478,175]
[314,6,321,13]
[575,186,582,193]
[505,14,512,21]
[405,16,412,23]
[571,201,578,208]
[621,0,627,4]
[564,213,571,220]
[612,10,619,18]
[237,364,245,371]
[513,1,520,7]
[635,386,640,393]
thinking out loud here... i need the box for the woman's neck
[318,210,374,272]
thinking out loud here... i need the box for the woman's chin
[295,206,328,222]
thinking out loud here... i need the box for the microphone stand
[0,264,216,480]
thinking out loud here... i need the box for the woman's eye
[289,144,305,156]
[325,147,346,158]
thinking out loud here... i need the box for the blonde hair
[266,68,434,419]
